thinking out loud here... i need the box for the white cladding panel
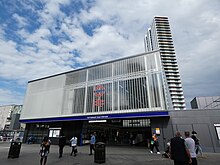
[20,75,66,120]
[21,52,172,121]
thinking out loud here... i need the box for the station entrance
[82,118,152,146]
[23,117,159,148]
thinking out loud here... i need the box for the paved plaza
[0,142,220,165]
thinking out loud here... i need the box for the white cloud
[0,0,220,107]
[12,13,28,28]
[0,88,24,105]
[0,31,72,83]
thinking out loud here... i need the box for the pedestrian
[185,131,198,165]
[162,139,170,158]
[28,135,35,144]
[70,136,77,156]
[191,131,203,158]
[170,131,191,165]
[89,132,96,155]
[39,136,51,165]
[27,136,32,144]
[150,133,160,154]
[58,133,66,158]
[115,130,120,142]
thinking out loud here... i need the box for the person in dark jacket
[191,131,204,157]
[58,133,66,158]
[150,133,160,154]
[40,136,51,165]
[170,131,191,165]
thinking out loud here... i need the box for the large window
[117,77,149,110]
[26,124,49,143]
[62,52,169,115]
[66,70,87,85]
[49,128,61,138]
[114,56,145,76]
[123,119,150,127]
[72,88,85,113]
[148,74,161,108]
[86,83,112,113]
[88,63,112,81]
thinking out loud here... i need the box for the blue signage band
[19,111,169,123]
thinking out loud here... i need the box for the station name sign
[87,115,108,120]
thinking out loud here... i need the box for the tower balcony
[170,92,184,95]
[163,62,178,67]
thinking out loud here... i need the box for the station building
[19,50,220,152]
[20,50,173,146]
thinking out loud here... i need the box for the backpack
[192,135,199,145]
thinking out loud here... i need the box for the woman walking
[150,133,160,154]
[40,136,51,165]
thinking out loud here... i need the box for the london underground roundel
[94,85,105,97]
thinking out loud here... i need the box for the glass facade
[62,51,171,116]
[123,119,150,127]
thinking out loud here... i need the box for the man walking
[170,131,191,165]
[89,132,96,155]
[70,136,78,156]
[185,131,198,165]
[58,133,66,158]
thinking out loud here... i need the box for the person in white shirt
[185,131,198,165]
[70,136,78,156]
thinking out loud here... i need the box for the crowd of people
[149,130,203,165]
[168,131,203,165]
[37,130,203,165]
[38,132,96,165]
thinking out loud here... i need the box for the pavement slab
[0,142,219,165]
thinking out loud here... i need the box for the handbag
[39,149,45,157]
[74,147,78,153]
[151,140,154,145]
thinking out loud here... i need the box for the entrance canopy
[19,111,169,123]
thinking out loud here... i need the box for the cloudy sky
[0,0,220,109]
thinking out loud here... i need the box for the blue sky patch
[82,19,104,36]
